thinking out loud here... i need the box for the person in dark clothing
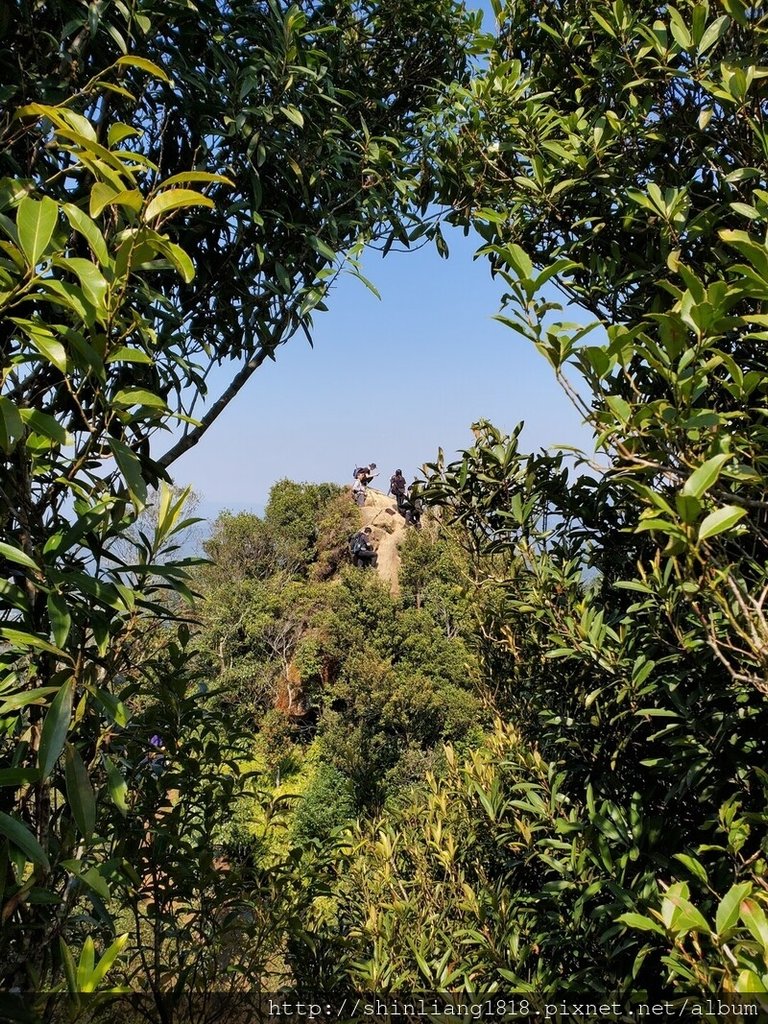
[402,485,423,528]
[354,463,378,487]
[350,527,377,567]
[389,469,408,512]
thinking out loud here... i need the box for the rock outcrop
[358,487,407,595]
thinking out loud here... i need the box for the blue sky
[173,230,595,519]
[166,3,596,520]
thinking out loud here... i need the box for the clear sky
[172,229,595,519]
[166,3,596,520]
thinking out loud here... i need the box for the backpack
[350,534,364,555]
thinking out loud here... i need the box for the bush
[292,764,357,845]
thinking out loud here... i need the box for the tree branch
[157,348,269,471]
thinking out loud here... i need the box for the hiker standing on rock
[389,469,408,513]
[351,462,378,506]
[354,463,378,487]
[352,476,366,507]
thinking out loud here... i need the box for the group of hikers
[349,462,422,568]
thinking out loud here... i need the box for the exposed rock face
[358,488,407,595]
[276,660,306,717]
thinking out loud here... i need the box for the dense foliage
[197,484,484,818]
[0,0,476,1016]
[327,0,768,1002]
[2,0,477,467]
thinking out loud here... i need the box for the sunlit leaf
[143,189,214,223]
[0,811,50,871]
[16,195,57,267]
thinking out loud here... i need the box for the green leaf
[309,235,338,262]
[717,882,753,935]
[150,237,195,282]
[64,744,95,842]
[90,182,119,218]
[606,395,631,423]
[85,933,129,992]
[673,853,708,884]
[734,969,767,994]
[19,408,71,445]
[59,937,78,997]
[108,437,148,510]
[0,627,65,656]
[675,494,702,525]
[115,55,171,82]
[281,105,304,127]
[719,229,768,279]
[63,204,109,266]
[698,505,747,541]
[143,189,214,223]
[668,6,692,49]
[38,681,73,779]
[113,388,167,409]
[0,395,23,453]
[0,811,50,871]
[107,122,142,146]
[0,767,41,787]
[76,936,96,991]
[741,898,768,950]
[698,15,730,54]
[46,592,71,648]
[79,866,110,900]
[617,912,664,935]
[106,346,153,364]
[666,894,711,935]
[501,243,533,280]
[57,257,109,311]
[108,189,144,213]
[0,687,60,714]
[16,195,57,267]
[159,171,233,187]
[57,109,98,141]
[11,319,68,372]
[103,755,129,815]
[681,453,730,499]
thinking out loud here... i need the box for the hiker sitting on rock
[389,469,408,512]
[350,527,377,567]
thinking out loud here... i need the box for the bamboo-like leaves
[103,755,129,816]
[0,811,50,871]
[64,744,96,841]
[46,592,72,648]
[38,681,74,779]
